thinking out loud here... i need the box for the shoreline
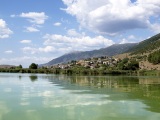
[0,68,160,76]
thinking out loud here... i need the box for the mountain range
[42,43,137,66]
[0,65,15,68]
[42,33,160,67]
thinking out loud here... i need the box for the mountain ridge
[42,43,137,66]
[128,33,160,55]
[41,33,160,67]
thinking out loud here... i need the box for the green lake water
[0,73,160,120]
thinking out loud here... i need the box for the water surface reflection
[47,75,160,113]
[0,73,160,120]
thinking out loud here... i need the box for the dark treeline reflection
[29,75,38,82]
[44,75,160,113]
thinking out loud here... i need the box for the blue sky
[0,0,160,67]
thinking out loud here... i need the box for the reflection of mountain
[45,75,160,113]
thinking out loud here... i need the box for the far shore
[0,68,160,76]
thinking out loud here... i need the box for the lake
[0,73,160,120]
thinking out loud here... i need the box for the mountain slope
[128,33,160,55]
[43,43,137,66]
[118,33,160,70]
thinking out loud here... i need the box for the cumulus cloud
[22,46,56,54]
[21,29,114,56]
[43,32,114,52]
[0,19,13,39]
[53,22,62,26]
[67,29,82,37]
[20,40,32,44]
[22,47,38,54]
[62,0,160,35]
[20,12,48,24]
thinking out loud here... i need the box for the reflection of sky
[41,89,111,108]
[0,102,10,120]
[0,73,160,120]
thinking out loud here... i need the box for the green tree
[126,60,139,70]
[117,58,139,70]
[148,50,160,64]
[29,63,38,69]
[122,58,129,64]
[17,64,22,69]
[117,62,125,70]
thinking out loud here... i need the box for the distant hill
[42,43,137,66]
[0,65,15,68]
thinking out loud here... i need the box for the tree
[126,60,139,70]
[148,50,160,64]
[19,65,22,68]
[117,62,125,70]
[117,58,139,70]
[122,58,129,64]
[16,64,22,69]
[29,63,38,69]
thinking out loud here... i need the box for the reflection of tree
[130,78,160,113]
[46,75,160,113]
[29,75,38,82]
[19,75,22,80]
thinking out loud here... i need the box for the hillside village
[50,54,160,71]
[50,56,122,70]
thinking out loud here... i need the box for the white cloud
[43,32,114,52]
[120,38,132,44]
[39,46,55,53]
[0,19,13,39]
[22,46,55,54]
[53,22,62,26]
[62,0,160,35]
[20,40,32,44]
[128,35,136,40]
[25,26,40,32]
[21,29,114,56]
[20,12,48,24]
[150,23,160,33]
[67,29,82,37]
[61,18,70,24]
[22,47,38,54]
[119,35,139,44]
[4,50,13,54]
